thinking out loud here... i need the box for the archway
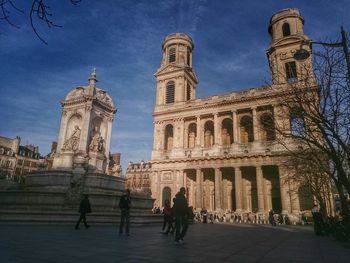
[162,186,171,206]
[240,115,254,143]
[188,123,197,148]
[204,121,214,147]
[221,118,233,145]
[260,113,275,141]
[164,124,174,150]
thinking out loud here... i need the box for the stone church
[128,8,317,215]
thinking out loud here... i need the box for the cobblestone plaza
[1,223,349,263]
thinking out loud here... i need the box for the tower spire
[88,67,98,87]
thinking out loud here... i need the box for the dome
[64,69,115,108]
[162,32,194,50]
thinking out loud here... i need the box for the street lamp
[294,26,350,81]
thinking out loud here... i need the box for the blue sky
[0,0,349,172]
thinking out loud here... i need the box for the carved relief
[62,125,81,151]
[97,90,112,106]
[162,172,172,181]
[68,87,84,99]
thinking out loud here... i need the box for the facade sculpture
[62,125,81,152]
[88,126,105,153]
[145,8,322,217]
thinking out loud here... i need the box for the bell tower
[154,33,198,108]
[267,8,312,84]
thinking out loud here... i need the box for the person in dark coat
[119,189,131,235]
[173,187,189,243]
[162,199,175,234]
[75,194,91,229]
[268,209,276,226]
[312,204,323,235]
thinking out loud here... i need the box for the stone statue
[89,127,104,153]
[62,126,81,151]
[111,164,122,176]
[98,136,104,152]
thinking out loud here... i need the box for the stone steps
[0,210,163,224]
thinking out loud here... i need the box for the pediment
[155,65,198,83]
[155,64,183,76]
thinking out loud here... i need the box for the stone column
[278,166,291,214]
[196,116,201,147]
[214,168,222,211]
[179,170,185,188]
[183,170,187,190]
[273,105,280,140]
[232,110,238,143]
[234,167,242,211]
[290,183,300,214]
[104,117,113,156]
[214,113,220,145]
[157,171,162,207]
[190,179,195,207]
[256,166,265,212]
[178,118,186,149]
[252,107,258,141]
[196,168,202,209]
[55,111,69,152]
[184,123,188,149]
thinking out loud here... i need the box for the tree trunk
[335,181,349,217]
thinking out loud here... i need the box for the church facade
[148,8,315,215]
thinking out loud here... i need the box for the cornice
[150,151,289,165]
[153,87,283,117]
[61,96,117,113]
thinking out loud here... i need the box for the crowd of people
[74,191,350,243]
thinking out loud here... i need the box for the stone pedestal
[88,152,107,173]
[0,171,160,224]
[52,151,75,170]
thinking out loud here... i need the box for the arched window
[169,47,176,63]
[186,84,191,101]
[164,124,174,150]
[165,81,175,104]
[282,23,291,37]
[240,115,254,143]
[260,113,276,141]
[285,61,297,82]
[162,186,171,206]
[290,107,305,137]
[221,118,233,145]
[204,121,214,147]
[187,123,197,148]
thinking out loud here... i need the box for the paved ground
[0,222,349,263]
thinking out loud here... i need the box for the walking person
[119,189,131,236]
[311,204,323,235]
[162,199,171,232]
[173,187,189,243]
[75,194,91,230]
[164,199,176,234]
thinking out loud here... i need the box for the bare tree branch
[269,34,350,215]
[0,0,83,44]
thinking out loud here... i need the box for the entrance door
[162,186,171,206]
